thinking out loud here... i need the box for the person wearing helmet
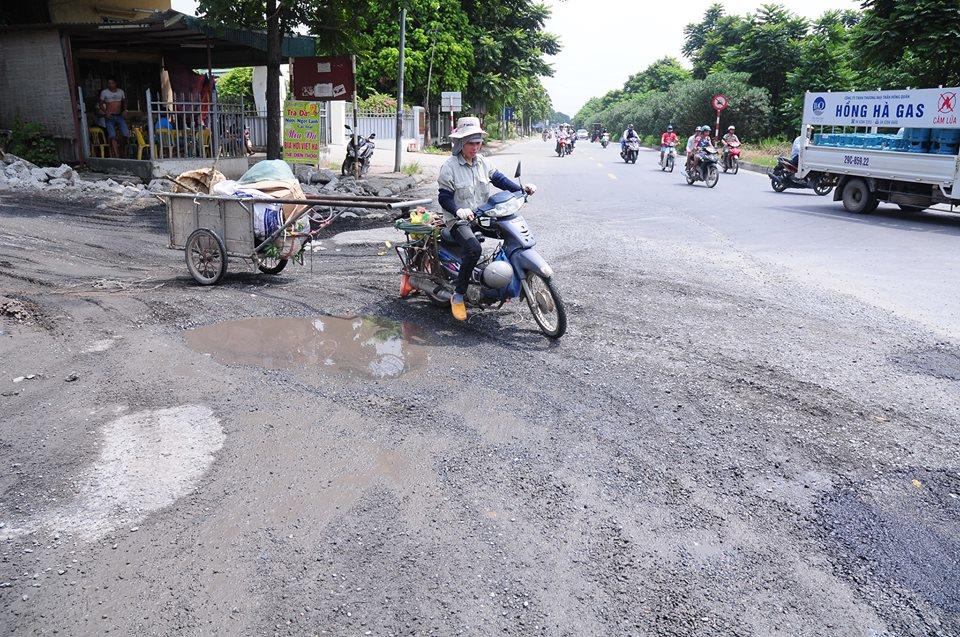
[620,123,640,153]
[660,125,678,165]
[691,126,713,174]
[685,126,702,171]
[437,116,538,321]
[722,125,740,147]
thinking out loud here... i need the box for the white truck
[798,87,960,214]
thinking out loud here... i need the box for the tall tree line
[576,1,960,141]
[196,0,559,156]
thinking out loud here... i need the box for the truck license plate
[842,155,870,167]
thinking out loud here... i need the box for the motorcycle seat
[440,227,484,245]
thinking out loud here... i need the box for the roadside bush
[8,117,57,167]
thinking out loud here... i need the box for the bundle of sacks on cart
[179,160,311,259]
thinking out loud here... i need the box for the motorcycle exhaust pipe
[406,272,452,301]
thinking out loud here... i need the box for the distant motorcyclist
[685,127,702,171]
[691,125,712,173]
[790,125,812,167]
[721,125,740,147]
[660,125,678,164]
[620,124,640,153]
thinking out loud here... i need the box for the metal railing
[346,108,416,140]
[145,89,246,160]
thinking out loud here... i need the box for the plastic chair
[89,127,109,158]
[131,127,151,160]
[195,129,212,158]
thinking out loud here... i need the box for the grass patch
[418,144,449,155]
[741,137,790,168]
[401,161,422,176]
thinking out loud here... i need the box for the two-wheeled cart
[159,192,431,285]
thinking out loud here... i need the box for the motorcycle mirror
[514,162,521,179]
[344,125,353,132]
[369,133,377,139]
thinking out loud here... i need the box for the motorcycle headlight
[490,197,523,218]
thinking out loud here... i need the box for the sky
[171,0,860,117]
[541,0,858,117]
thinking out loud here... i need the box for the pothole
[184,315,430,379]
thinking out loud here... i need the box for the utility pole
[423,26,437,148]
[394,7,406,173]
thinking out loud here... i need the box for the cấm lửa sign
[804,87,960,128]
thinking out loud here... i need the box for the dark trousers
[450,221,482,295]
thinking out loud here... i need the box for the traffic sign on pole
[712,94,729,138]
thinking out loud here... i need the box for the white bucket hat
[450,116,487,139]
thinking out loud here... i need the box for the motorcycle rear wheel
[814,182,832,196]
[771,177,788,193]
[522,273,567,339]
[685,171,695,185]
[705,165,719,188]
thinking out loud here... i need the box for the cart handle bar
[156,192,432,211]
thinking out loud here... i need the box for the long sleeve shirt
[437,153,521,225]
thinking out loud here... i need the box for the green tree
[852,0,960,88]
[721,5,808,133]
[683,4,746,78]
[216,67,255,103]
[785,11,857,130]
[623,57,691,94]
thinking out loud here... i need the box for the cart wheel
[185,229,227,285]
[257,257,288,275]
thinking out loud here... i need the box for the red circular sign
[712,94,729,111]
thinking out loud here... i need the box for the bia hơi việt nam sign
[283,101,321,165]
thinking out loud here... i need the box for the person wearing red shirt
[660,125,679,164]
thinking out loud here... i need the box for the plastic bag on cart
[238,160,295,184]
[173,168,226,194]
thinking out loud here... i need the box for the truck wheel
[841,178,877,214]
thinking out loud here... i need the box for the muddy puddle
[185,315,429,379]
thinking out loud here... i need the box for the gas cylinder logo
[812,96,826,115]
[938,92,956,114]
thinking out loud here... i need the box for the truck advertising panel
[803,88,959,128]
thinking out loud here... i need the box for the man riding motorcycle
[721,125,740,148]
[685,127,702,171]
[693,125,713,173]
[660,125,678,165]
[437,116,537,321]
[620,124,640,154]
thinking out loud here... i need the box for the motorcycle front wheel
[523,273,566,339]
[705,165,719,188]
[771,176,788,193]
[667,156,674,172]
[814,182,832,196]
[731,157,739,175]
[685,171,695,185]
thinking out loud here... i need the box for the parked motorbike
[342,125,376,177]
[621,138,640,164]
[243,126,254,155]
[660,143,677,172]
[685,146,720,187]
[722,141,741,174]
[555,136,568,157]
[768,156,832,195]
[395,163,567,339]
[600,132,610,148]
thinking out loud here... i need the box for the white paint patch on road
[333,226,397,246]
[608,173,618,180]
[83,338,118,353]
[3,405,224,540]
[596,162,603,168]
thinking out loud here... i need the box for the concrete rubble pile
[294,165,421,198]
[0,153,162,201]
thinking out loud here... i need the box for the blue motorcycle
[394,167,567,339]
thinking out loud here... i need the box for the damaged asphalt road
[1,140,959,635]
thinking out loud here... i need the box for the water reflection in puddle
[184,315,429,379]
